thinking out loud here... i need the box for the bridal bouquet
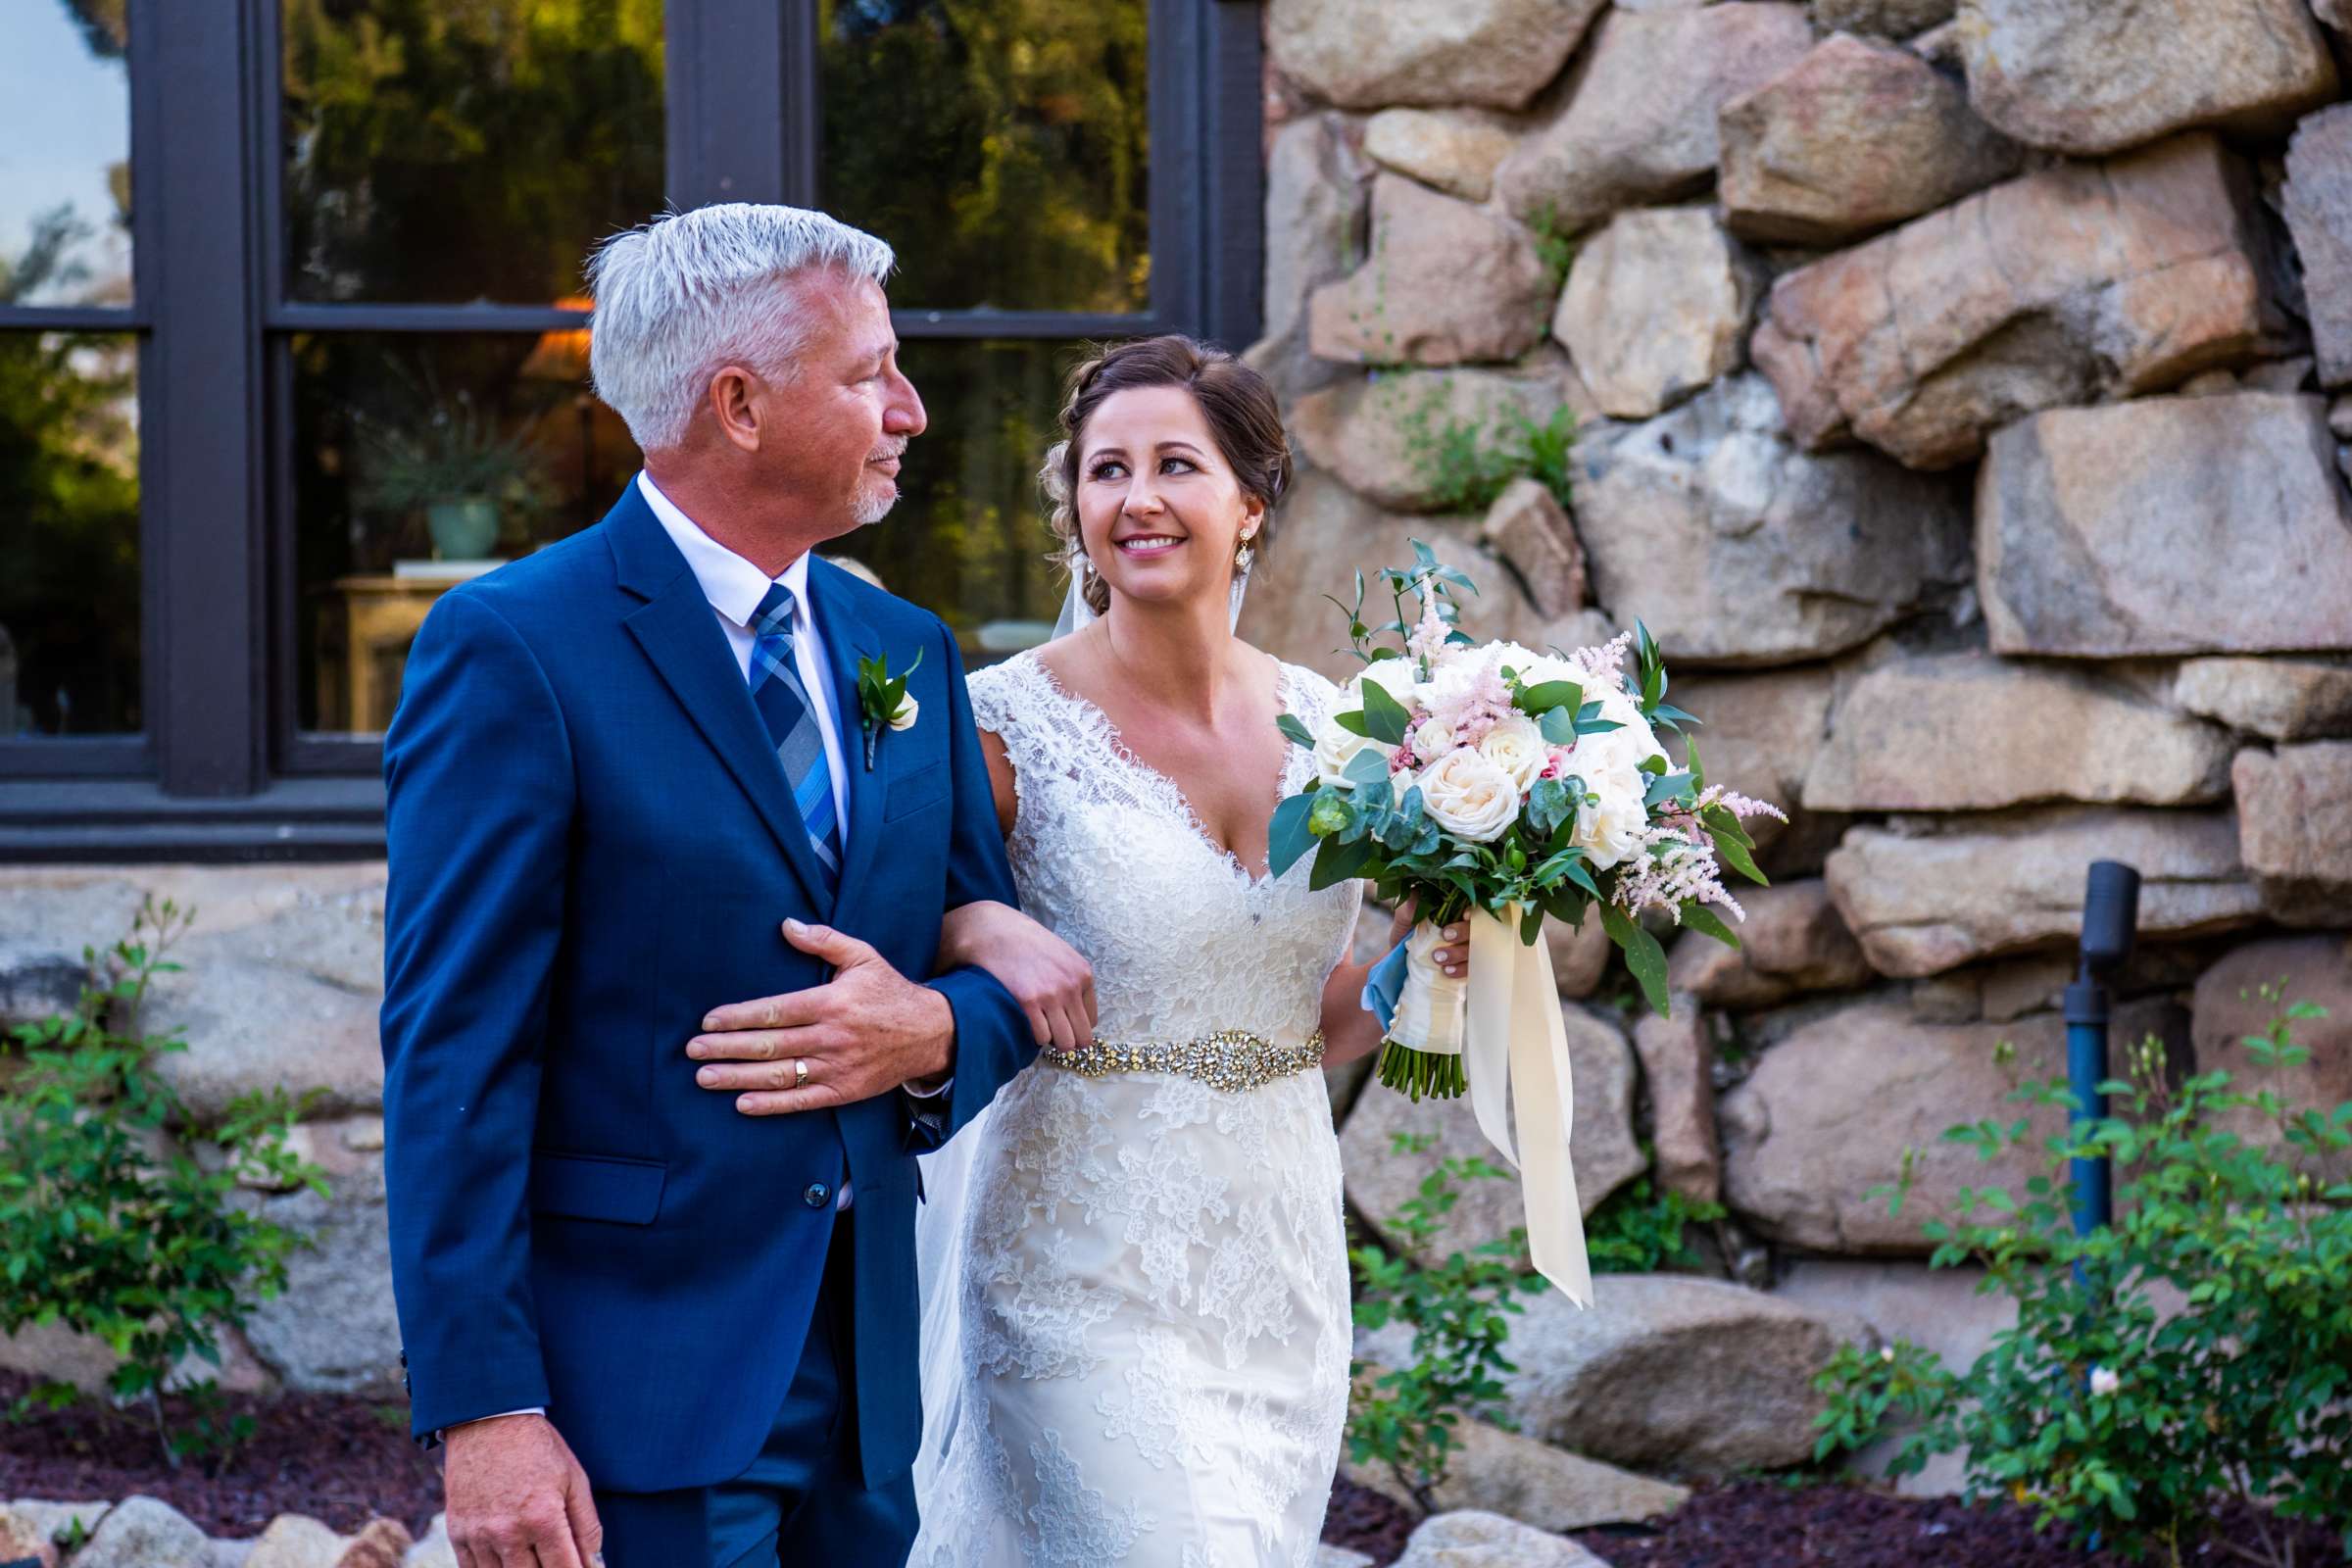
[1268,544,1785,1303]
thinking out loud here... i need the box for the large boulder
[1978,394,2352,657]
[1345,1406,1689,1531]
[1632,996,1722,1203]
[1238,472,1598,680]
[71,1495,211,1568]
[1954,0,2336,157]
[1341,1004,1643,1268]
[1268,0,1608,112]
[2232,743,2352,927]
[1362,109,1519,204]
[2174,657,2352,740]
[1572,375,1971,666]
[1751,133,2285,469]
[1720,996,2181,1251]
[1395,1511,1612,1568]
[1365,1274,1858,1472]
[1655,664,1839,865]
[1290,361,1584,514]
[1309,174,1554,368]
[1719,34,2023,246]
[1823,808,2262,978]
[0,1505,58,1568]
[236,1145,402,1395]
[1494,4,1815,232]
[1247,113,1371,404]
[1554,207,1763,419]
[1801,653,2235,810]
[2283,105,2352,389]
[2192,933,2352,1186]
[1665,878,1870,1011]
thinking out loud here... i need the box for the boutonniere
[855,649,923,769]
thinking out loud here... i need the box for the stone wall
[1250,0,2352,1494]
[4,0,2352,1505]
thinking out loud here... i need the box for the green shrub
[1395,380,1578,516]
[1584,1165,1726,1274]
[0,897,325,1464]
[1814,990,2352,1565]
[1347,1132,1545,1514]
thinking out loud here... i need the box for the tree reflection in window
[280,0,665,307]
[820,0,1149,315]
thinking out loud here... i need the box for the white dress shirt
[637,470,851,838]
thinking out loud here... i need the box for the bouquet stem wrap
[1380,923,1470,1099]
[1463,906,1595,1308]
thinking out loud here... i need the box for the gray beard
[851,484,898,527]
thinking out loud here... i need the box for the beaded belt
[1041,1029,1326,1093]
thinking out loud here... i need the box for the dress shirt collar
[636,469,812,634]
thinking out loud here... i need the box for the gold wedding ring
[794,1057,809,1089]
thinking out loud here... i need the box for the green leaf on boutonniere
[854,647,923,768]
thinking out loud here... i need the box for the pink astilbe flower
[1406,596,1453,670]
[1569,629,1636,689]
[1614,784,1789,923]
[1426,653,1517,751]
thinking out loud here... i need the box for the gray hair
[586,203,897,452]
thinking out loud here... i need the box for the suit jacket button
[804,1183,830,1208]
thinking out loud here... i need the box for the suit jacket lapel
[810,558,888,924]
[608,490,834,912]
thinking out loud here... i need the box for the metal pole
[2067,860,2141,1240]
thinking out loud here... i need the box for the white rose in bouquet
[1477,715,1549,794]
[1409,712,1459,763]
[1348,656,1423,710]
[1418,747,1521,842]
[1573,779,1650,870]
[1314,722,1396,789]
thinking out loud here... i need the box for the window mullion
[667,0,795,212]
[142,0,268,795]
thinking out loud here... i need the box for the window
[0,0,1262,857]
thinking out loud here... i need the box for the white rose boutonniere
[855,649,923,769]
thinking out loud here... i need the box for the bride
[910,335,1469,1566]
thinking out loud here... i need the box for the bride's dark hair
[1041,334,1293,619]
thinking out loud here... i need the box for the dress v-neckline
[1021,649,1298,889]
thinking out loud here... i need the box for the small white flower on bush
[1417,748,1520,842]
[2088,1365,2121,1398]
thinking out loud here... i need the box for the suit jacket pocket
[529,1152,667,1225]
[881,761,951,823]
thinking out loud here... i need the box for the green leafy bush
[1584,1166,1726,1274]
[1347,1132,1545,1513]
[1814,991,2351,1565]
[1395,382,1578,516]
[0,897,325,1463]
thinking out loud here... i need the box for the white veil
[910,556,1251,1507]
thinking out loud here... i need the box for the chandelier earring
[1234,528,1256,574]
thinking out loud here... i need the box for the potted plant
[353,393,551,562]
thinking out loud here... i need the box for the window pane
[290,331,639,733]
[281,0,665,306]
[820,0,1149,314]
[0,1,133,309]
[0,331,140,735]
[828,338,1073,659]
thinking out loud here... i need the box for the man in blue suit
[380,205,1086,1568]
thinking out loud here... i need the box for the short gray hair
[586,203,897,452]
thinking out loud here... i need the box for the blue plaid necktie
[749,582,841,887]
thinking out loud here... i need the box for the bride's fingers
[1433,921,1468,979]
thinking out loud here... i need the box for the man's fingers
[781,916,880,968]
[735,1082,853,1117]
[1048,1002,1083,1056]
[1024,1004,1054,1049]
[687,1025,837,1066]
[699,991,827,1036]
[1080,973,1099,1032]
[695,1054,836,1093]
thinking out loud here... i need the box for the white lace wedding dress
[909,648,1363,1568]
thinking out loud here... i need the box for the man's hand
[938,900,1096,1053]
[689,919,956,1116]
[445,1413,602,1568]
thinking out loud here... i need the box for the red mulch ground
[3,1374,2339,1563]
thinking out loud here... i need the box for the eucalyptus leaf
[1268,792,1318,878]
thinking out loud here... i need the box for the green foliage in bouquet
[1811,991,2352,1566]
[1268,545,1760,1093]
[0,898,326,1465]
[1347,1133,1546,1515]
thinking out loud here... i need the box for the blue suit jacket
[379,482,1035,1494]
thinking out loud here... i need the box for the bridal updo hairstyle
[1042,335,1293,619]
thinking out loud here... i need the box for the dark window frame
[0,0,1263,861]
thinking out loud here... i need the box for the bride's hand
[1385,899,1467,980]
[940,900,1097,1053]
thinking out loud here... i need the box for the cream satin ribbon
[1460,905,1595,1308]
